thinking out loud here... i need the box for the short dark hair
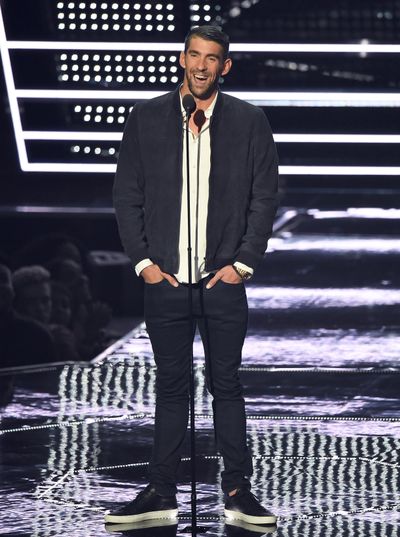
[184,25,230,61]
[12,265,50,293]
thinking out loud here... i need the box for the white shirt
[174,91,216,282]
[135,90,253,283]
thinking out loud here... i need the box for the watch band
[233,265,252,280]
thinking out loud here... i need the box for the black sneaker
[104,485,178,524]
[224,488,276,526]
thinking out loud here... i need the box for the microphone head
[182,93,196,115]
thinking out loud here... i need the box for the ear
[221,58,232,77]
[179,51,186,69]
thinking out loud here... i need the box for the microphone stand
[183,95,197,537]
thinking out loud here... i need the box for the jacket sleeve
[235,108,279,270]
[113,105,151,268]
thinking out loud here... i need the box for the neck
[180,85,218,111]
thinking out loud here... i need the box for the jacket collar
[172,85,224,120]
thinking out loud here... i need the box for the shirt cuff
[234,261,254,276]
[135,258,153,277]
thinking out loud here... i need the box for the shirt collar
[179,88,218,120]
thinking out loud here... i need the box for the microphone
[182,93,196,118]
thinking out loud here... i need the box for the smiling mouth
[193,74,208,82]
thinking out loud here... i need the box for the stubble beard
[186,71,219,101]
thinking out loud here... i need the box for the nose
[197,57,207,71]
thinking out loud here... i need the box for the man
[0,264,56,369]
[11,265,82,362]
[106,25,279,527]
[12,265,52,326]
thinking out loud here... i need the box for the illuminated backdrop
[1,0,400,177]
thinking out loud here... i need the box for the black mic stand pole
[183,94,197,537]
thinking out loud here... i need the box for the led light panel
[1,4,400,175]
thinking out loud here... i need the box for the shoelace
[233,489,261,507]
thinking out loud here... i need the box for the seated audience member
[12,265,82,362]
[47,258,91,309]
[12,265,52,325]
[50,282,80,361]
[51,281,73,327]
[0,264,56,368]
[48,258,112,360]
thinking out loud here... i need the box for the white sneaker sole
[105,518,178,533]
[104,508,178,524]
[224,508,277,526]
[225,518,277,534]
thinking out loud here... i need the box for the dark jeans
[144,275,253,496]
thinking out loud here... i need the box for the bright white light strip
[15,89,400,108]
[21,162,116,173]
[281,166,400,175]
[7,41,183,51]
[247,99,400,108]
[23,131,122,141]
[246,286,400,306]
[308,208,400,219]
[269,236,400,252]
[229,91,400,105]
[274,134,400,144]
[232,43,400,54]
[7,41,400,54]
[22,130,400,173]
[0,8,28,170]
[16,89,165,100]
[2,6,400,174]
[23,131,400,145]
[18,163,400,175]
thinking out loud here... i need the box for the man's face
[179,36,232,100]
[16,282,52,325]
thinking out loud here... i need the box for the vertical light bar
[0,6,28,170]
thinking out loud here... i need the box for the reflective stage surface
[1,211,400,536]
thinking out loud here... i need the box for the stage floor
[1,211,400,536]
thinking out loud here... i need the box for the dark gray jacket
[113,87,279,274]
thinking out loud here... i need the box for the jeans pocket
[145,278,165,285]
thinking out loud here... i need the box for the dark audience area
[0,232,143,372]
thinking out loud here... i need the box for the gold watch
[233,266,252,280]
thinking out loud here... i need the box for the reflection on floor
[1,208,400,536]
